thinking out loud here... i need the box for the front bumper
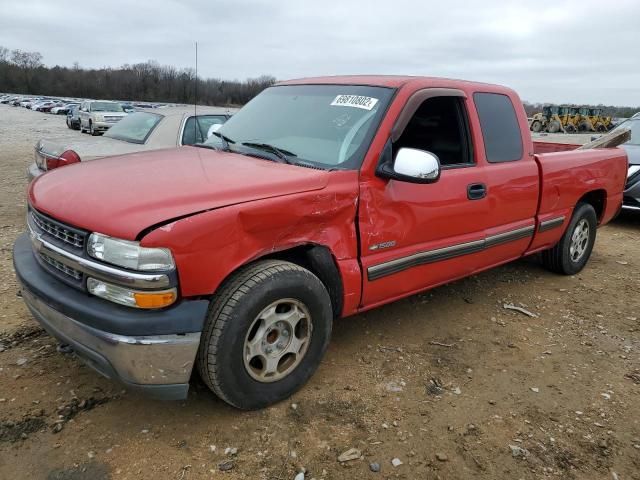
[92,121,117,130]
[13,233,209,400]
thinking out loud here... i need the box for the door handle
[467,183,487,200]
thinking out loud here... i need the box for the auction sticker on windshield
[330,95,378,110]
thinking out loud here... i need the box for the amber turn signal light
[133,291,177,309]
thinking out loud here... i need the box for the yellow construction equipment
[530,105,613,134]
[557,106,581,133]
[577,107,601,132]
[530,106,563,133]
[589,108,613,131]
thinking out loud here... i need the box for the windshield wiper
[241,142,297,164]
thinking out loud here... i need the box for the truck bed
[525,147,628,254]
[532,141,580,155]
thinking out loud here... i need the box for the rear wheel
[541,203,597,275]
[531,121,542,133]
[197,260,333,410]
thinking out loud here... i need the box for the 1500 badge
[369,241,397,251]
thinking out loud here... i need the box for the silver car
[29,106,234,180]
[78,100,128,135]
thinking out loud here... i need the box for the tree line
[1,46,639,115]
[0,46,275,106]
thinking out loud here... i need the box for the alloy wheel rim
[243,299,312,383]
[569,219,589,262]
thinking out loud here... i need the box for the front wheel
[541,203,597,275]
[197,260,333,410]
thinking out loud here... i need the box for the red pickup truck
[14,76,628,409]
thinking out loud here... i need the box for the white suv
[79,101,128,135]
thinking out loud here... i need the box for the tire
[66,118,72,129]
[197,260,333,410]
[547,121,560,133]
[541,203,597,275]
[531,121,542,133]
[79,119,85,133]
[89,121,98,136]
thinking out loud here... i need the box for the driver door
[358,93,490,307]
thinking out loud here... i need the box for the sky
[1,0,639,105]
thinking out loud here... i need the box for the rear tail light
[46,150,81,170]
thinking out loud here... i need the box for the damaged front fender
[140,170,362,317]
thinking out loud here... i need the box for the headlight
[87,233,175,271]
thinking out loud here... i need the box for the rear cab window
[473,92,523,163]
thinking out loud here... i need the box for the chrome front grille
[30,210,86,249]
[39,252,82,281]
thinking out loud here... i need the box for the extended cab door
[358,91,492,307]
[469,91,539,271]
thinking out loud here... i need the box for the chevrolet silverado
[14,76,628,409]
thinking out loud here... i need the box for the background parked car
[66,105,81,130]
[52,102,80,115]
[611,117,640,211]
[78,100,128,135]
[35,101,59,112]
[30,106,234,179]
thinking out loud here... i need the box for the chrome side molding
[367,224,535,281]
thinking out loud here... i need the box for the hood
[29,147,330,239]
[38,135,145,162]
[621,144,640,166]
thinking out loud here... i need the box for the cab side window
[394,96,473,167]
[473,92,523,163]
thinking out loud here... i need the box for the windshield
[612,119,640,146]
[92,101,124,112]
[103,112,162,143]
[203,84,394,169]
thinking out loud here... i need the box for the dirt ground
[0,105,638,480]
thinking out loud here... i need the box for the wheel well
[577,189,606,222]
[263,245,344,319]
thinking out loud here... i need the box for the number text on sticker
[330,95,379,111]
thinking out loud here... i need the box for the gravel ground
[0,104,639,480]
